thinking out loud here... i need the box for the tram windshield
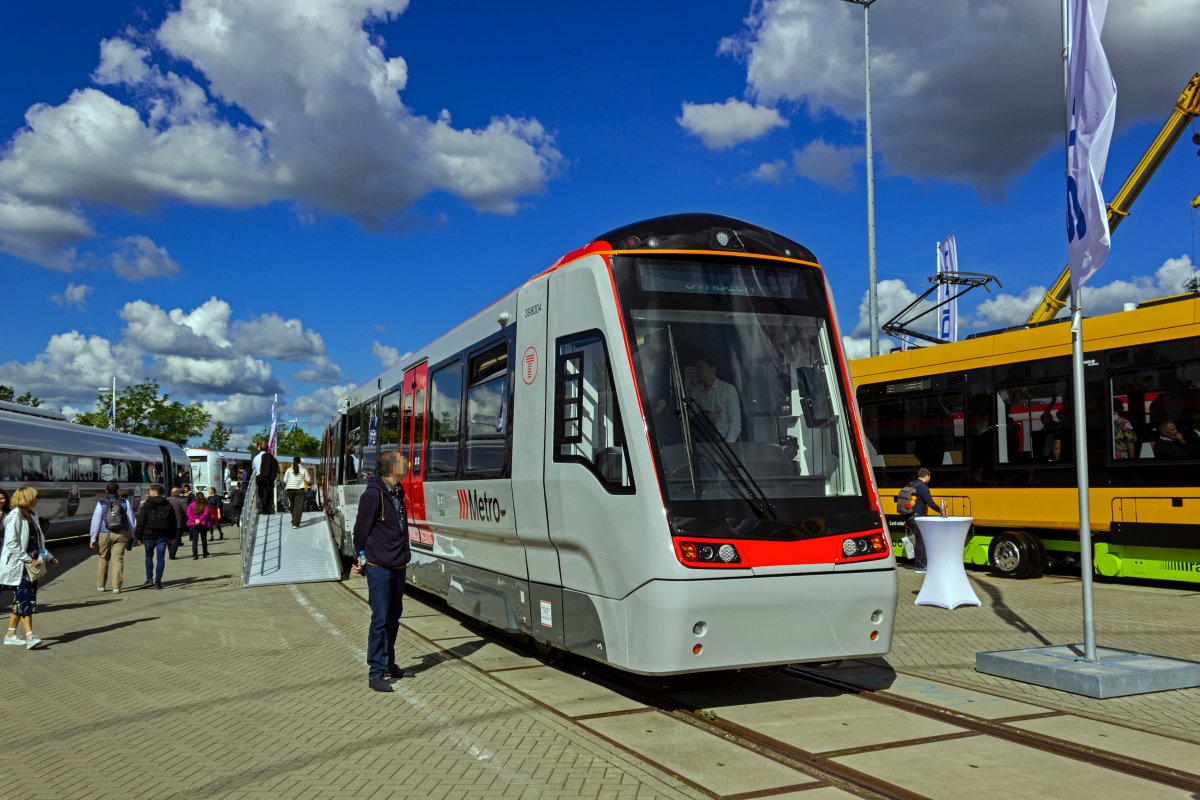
[614,256,874,539]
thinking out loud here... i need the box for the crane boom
[1027,72,1200,325]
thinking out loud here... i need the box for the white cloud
[293,355,344,384]
[372,340,403,368]
[0,332,139,404]
[678,98,787,150]
[200,393,275,427]
[232,313,328,361]
[111,235,180,280]
[719,0,1200,191]
[290,383,356,425]
[0,0,562,268]
[792,139,861,190]
[120,297,233,357]
[157,352,280,395]
[51,282,94,311]
[746,159,788,184]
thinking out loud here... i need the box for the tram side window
[995,382,1073,464]
[464,342,509,479]
[428,361,463,479]
[380,391,401,446]
[857,390,966,474]
[554,332,634,493]
[1112,366,1200,460]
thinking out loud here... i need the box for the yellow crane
[1027,72,1200,325]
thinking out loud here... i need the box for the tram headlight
[678,541,741,565]
[842,535,887,558]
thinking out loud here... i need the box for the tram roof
[1,409,187,460]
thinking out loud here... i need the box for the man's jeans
[364,564,406,680]
[905,517,927,569]
[143,536,168,584]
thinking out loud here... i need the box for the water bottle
[940,499,948,517]
[40,547,53,560]
[357,550,366,568]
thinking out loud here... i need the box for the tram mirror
[796,366,836,427]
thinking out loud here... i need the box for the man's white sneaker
[112,588,121,594]
[3,635,23,646]
[25,636,43,650]
[98,587,106,592]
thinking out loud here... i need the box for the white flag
[1066,0,1117,295]
[936,235,958,343]
[268,394,278,455]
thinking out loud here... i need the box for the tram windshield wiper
[666,326,700,499]
[683,396,778,520]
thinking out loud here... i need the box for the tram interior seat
[1139,442,1155,459]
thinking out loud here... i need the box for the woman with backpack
[186,493,213,559]
[2,487,57,649]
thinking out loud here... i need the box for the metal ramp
[243,512,343,587]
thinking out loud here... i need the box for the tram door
[402,362,431,546]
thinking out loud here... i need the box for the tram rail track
[333,580,1200,799]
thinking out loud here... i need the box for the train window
[1111,366,1200,461]
[347,407,362,451]
[858,391,967,474]
[994,382,1073,464]
[0,450,17,481]
[381,391,401,446]
[21,452,44,481]
[401,393,413,449]
[554,332,634,493]
[428,361,463,479]
[465,343,510,479]
[49,453,70,482]
[413,386,426,476]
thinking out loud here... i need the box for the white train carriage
[324,214,897,674]
[0,406,189,541]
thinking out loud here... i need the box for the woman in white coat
[2,487,57,649]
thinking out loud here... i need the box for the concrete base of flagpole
[976,644,1200,698]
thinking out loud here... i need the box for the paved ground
[2,528,1197,799]
[0,525,703,800]
[885,565,1200,743]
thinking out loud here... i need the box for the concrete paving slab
[582,711,818,797]
[493,664,647,718]
[669,675,966,754]
[458,641,540,672]
[770,789,861,800]
[403,612,476,640]
[885,673,1051,719]
[1006,714,1200,773]
[834,736,1193,799]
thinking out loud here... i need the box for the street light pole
[843,0,880,356]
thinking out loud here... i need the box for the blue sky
[1,0,1198,446]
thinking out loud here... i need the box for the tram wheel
[988,531,1040,579]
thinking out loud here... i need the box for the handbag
[25,558,48,583]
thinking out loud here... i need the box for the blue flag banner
[368,408,377,446]
[1066,0,1116,295]
[937,234,958,343]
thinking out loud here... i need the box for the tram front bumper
[610,568,898,675]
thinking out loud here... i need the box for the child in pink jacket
[186,494,213,559]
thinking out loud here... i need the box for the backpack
[895,481,919,516]
[105,498,128,531]
[146,499,176,533]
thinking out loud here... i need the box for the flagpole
[1063,0,1098,662]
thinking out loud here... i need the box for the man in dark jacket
[137,484,176,589]
[351,451,412,692]
[253,442,280,514]
[167,487,187,559]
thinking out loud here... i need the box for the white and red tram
[323,214,897,674]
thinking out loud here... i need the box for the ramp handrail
[239,467,261,587]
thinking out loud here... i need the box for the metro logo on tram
[457,489,505,523]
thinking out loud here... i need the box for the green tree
[75,380,211,446]
[250,425,322,457]
[203,421,234,450]
[0,385,43,407]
